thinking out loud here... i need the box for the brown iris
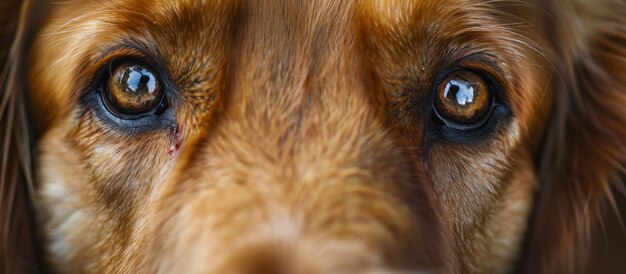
[105,61,163,116]
[434,70,491,127]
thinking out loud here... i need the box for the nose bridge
[220,0,373,163]
[228,0,360,109]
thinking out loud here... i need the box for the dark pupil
[120,66,156,95]
[444,79,474,106]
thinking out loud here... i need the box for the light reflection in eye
[444,79,475,106]
[121,66,158,95]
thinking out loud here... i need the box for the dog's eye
[103,61,164,117]
[433,70,493,130]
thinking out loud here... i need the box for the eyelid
[452,56,508,91]
[91,47,148,73]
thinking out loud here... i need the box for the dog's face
[1,0,625,273]
[27,1,549,272]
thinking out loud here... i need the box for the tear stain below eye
[169,126,183,157]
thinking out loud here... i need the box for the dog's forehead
[147,0,470,43]
[100,0,472,53]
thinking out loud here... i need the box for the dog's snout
[148,155,443,273]
[222,237,430,274]
[222,237,382,274]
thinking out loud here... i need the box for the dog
[1,0,625,273]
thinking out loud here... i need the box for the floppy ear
[521,0,626,273]
[1,0,47,273]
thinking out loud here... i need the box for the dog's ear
[1,0,47,273]
[521,0,626,273]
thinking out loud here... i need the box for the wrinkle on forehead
[221,0,372,134]
[229,0,358,92]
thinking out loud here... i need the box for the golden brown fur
[1,0,625,273]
